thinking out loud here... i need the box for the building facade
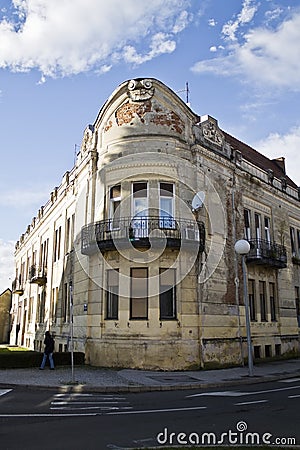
[10,78,300,369]
[0,289,12,343]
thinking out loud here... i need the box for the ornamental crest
[127,79,154,101]
[202,117,224,146]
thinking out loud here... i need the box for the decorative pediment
[80,124,95,153]
[200,115,224,147]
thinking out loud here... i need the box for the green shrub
[0,351,85,369]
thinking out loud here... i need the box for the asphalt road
[0,377,299,449]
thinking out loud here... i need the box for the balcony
[12,277,24,295]
[246,239,287,269]
[81,216,205,255]
[29,265,47,286]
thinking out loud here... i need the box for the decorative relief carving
[202,119,224,146]
[81,125,94,152]
[104,120,113,133]
[127,79,154,101]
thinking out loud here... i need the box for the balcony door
[132,182,148,238]
[159,183,175,229]
[109,185,121,230]
[255,213,262,257]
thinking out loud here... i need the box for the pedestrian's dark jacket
[44,333,54,355]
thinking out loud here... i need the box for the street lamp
[234,239,254,377]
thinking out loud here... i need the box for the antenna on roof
[177,82,190,107]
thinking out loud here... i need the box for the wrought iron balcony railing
[246,238,287,269]
[12,276,24,295]
[81,216,205,255]
[29,265,47,286]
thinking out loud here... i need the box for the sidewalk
[0,358,299,392]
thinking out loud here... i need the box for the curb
[1,369,299,393]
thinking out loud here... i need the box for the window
[159,183,174,229]
[264,217,271,243]
[109,185,121,229]
[265,345,272,358]
[297,229,300,258]
[290,227,296,256]
[63,283,69,323]
[54,227,61,262]
[295,286,300,327]
[132,183,148,238]
[44,239,49,269]
[106,269,119,320]
[269,282,277,321]
[130,268,148,319]
[51,287,58,322]
[254,345,261,359]
[255,213,262,257]
[275,344,281,356]
[66,217,71,253]
[37,291,46,324]
[159,268,176,319]
[248,279,256,321]
[259,281,267,321]
[28,297,34,322]
[244,209,251,241]
[132,183,148,216]
[255,213,261,240]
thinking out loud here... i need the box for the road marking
[279,378,300,383]
[0,389,12,397]
[50,392,131,413]
[51,401,127,405]
[186,391,249,398]
[187,385,300,398]
[234,400,268,406]
[51,406,132,411]
[0,413,99,417]
[288,394,300,399]
[108,406,207,415]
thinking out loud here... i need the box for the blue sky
[1,0,300,291]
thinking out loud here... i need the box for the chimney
[272,157,286,174]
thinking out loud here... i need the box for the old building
[10,78,300,369]
[0,288,12,343]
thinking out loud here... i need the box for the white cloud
[210,46,217,52]
[255,125,300,185]
[172,10,190,34]
[123,33,176,65]
[265,7,284,23]
[192,11,300,90]
[208,18,217,27]
[0,239,14,294]
[222,0,258,41]
[0,0,191,77]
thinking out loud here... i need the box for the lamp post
[69,281,75,383]
[234,239,254,377]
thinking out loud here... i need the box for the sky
[1,0,300,292]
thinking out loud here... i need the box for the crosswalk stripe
[50,393,131,413]
[0,389,12,397]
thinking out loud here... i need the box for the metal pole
[69,282,74,383]
[242,255,254,376]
